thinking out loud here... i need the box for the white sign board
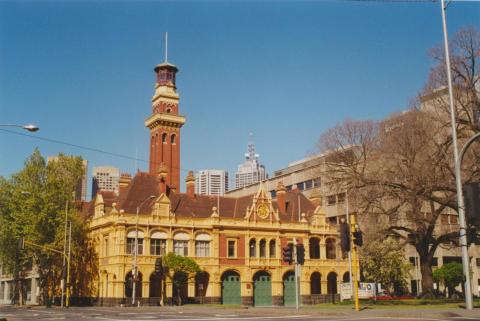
[340,282,377,301]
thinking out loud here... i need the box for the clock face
[257,204,269,219]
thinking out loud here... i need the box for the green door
[254,272,272,306]
[283,272,296,306]
[222,272,241,305]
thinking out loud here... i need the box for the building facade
[86,55,350,306]
[235,139,267,189]
[195,170,229,196]
[92,166,120,198]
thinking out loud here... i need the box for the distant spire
[245,133,258,161]
[164,32,168,62]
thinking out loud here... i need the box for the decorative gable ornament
[311,206,326,227]
[94,194,105,218]
[244,183,279,222]
[153,194,171,218]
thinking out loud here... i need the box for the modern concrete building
[0,264,39,305]
[195,170,229,196]
[234,139,267,189]
[92,166,120,198]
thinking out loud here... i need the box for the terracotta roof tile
[86,172,317,223]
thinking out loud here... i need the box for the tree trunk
[420,257,435,298]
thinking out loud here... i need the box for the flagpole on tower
[165,32,168,62]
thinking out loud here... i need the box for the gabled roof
[86,172,317,223]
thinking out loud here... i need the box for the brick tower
[145,53,185,190]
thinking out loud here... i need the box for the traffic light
[340,222,350,253]
[155,258,162,274]
[282,244,293,264]
[464,182,480,228]
[296,243,305,265]
[352,230,363,247]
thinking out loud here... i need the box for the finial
[165,32,168,62]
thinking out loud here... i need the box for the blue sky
[1,0,479,196]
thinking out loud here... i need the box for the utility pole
[440,0,473,310]
[66,220,72,308]
[345,192,353,300]
[351,214,360,312]
[293,237,299,310]
[61,199,68,308]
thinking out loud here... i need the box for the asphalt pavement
[1,305,479,321]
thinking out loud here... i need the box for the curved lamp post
[0,124,39,132]
[132,195,156,306]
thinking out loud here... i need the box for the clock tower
[145,55,185,191]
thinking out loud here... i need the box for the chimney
[276,181,286,214]
[157,163,168,195]
[186,171,195,198]
[119,173,132,196]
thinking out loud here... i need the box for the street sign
[340,282,377,301]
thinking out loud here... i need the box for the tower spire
[165,32,168,62]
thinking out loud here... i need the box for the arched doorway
[253,270,272,306]
[149,272,162,300]
[221,270,241,305]
[342,272,350,283]
[283,271,295,306]
[172,272,188,305]
[327,272,337,294]
[125,271,142,299]
[310,272,321,295]
[195,272,210,303]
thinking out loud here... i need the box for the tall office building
[47,156,88,201]
[92,166,120,198]
[235,138,267,189]
[195,170,229,196]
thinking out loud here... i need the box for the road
[1,305,479,321]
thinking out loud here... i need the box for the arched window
[166,108,171,113]
[269,240,276,258]
[309,237,320,259]
[326,238,336,259]
[162,133,167,144]
[249,239,256,258]
[171,134,176,144]
[150,231,167,256]
[126,230,144,255]
[310,272,321,295]
[174,232,189,256]
[195,233,211,257]
[259,239,266,258]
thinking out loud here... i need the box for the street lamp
[132,195,156,306]
[0,124,39,132]
[439,0,473,309]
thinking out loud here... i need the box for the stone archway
[125,271,142,299]
[283,271,295,306]
[195,272,210,303]
[253,270,272,306]
[221,270,241,305]
[327,272,337,294]
[149,272,162,302]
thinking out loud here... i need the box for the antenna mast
[165,32,168,62]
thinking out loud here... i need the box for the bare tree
[319,27,480,297]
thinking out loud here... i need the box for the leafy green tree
[360,238,410,295]
[0,149,97,305]
[162,252,201,305]
[433,262,464,298]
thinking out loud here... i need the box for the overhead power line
[0,128,194,174]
